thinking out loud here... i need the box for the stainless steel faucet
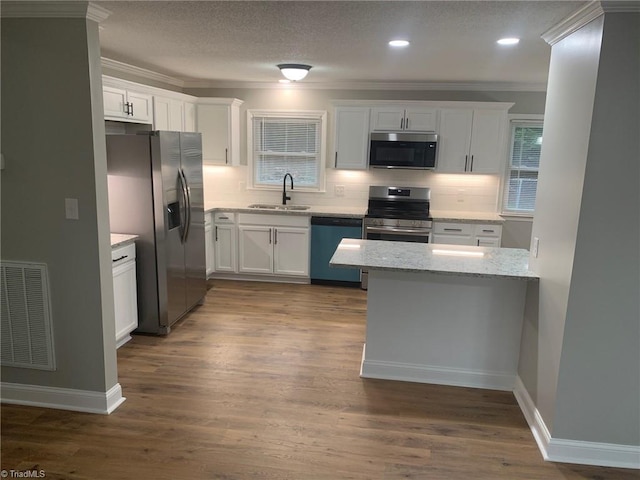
[282,173,294,205]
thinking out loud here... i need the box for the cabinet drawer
[433,222,473,235]
[238,213,309,228]
[112,243,136,265]
[214,211,236,224]
[473,224,502,237]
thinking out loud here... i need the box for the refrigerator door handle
[180,169,192,242]
[177,170,189,243]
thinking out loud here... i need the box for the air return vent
[1,261,55,370]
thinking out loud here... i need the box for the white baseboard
[1,381,126,415]
[514,376,640,469]
[360,345,515,391]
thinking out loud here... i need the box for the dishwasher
[310,216,362,286]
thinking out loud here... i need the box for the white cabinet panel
[112,243,138,348]
[197,99,243,165]
[437,108,507,174]
[432,222,502,247]
[103,84,152,124]
[333,106,370,169]
[371,106,437,132]
[273,227,309,276]
[214,224,237,272]
[205,213,214,278]
[238,225,273,274]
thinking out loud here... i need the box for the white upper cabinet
[184,102,196,133]
[196,98,243,166]
[333,106,370,170]
[371,106,437,132]
[153,96,184,131]
[436,107,508,174]
[103,85,153,124]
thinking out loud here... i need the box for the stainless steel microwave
[369,132,438,169]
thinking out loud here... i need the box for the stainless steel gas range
[361,186,432,289]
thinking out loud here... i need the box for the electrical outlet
[238,181,246,191]
[532,237,540,258]
[335,185,345,197]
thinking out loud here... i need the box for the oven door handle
[366,226,431,236]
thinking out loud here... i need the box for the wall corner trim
[1,382,126,415]
[513,377,640,470]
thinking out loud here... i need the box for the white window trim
[246,109,327,192]
[500,114,544,218]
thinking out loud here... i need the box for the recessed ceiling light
[389,39,410,47]
[497,37,520,46]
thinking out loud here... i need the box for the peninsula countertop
[330,238,538,280]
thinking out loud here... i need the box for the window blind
[252,115,321,188]
[503,123,543,214]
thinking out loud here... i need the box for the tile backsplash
[204,165,501,212]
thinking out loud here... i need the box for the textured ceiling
[96,1,587,88]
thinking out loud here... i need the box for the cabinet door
[370,107,405,131]
[214,224,237,272]
[404,107,437,132]
[184,102,196,132]
[273,227,309,276]
[334,107,370,169]
[113,260,138,347]
[127,91,153,124]
[205,220,214,277]
[468,109,506,174]
[476,236,501,247]
[103,86,128,119]
[436,109,473,173]
[238,225,272,273]
[197,104,230,165]
[431,234,474,246]
[153,97,171,130]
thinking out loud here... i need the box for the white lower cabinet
[432,222,502,247]
[205,213,214,277]
[112,242,138,348]
[214,212,237,272]
[238,214,309,278]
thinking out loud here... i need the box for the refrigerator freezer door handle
[180,169,192,242]
[177,170,189,243]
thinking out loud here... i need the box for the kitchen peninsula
[331,239,538,391]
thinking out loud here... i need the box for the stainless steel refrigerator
[106,131,206,335]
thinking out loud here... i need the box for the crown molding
[100,58,185,88]
[542,2,604,45]
[1,1,111,22]
[542,1,640,46]
[182,79,547,93]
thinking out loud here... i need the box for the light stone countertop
[205,202,367,218]
[110,233,139,248]
[430,210,504,224]
[330,239,538,280]
[205,202,505,223]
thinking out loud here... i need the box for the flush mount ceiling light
[497,37,520,46]
[389,39,410,47]
[277,64,312,81]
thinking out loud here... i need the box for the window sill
[500,213,534,221]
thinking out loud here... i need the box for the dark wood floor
[1,280,636,479]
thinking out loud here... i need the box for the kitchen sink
[248,204,311,211]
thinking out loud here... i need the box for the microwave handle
[334,152,338,168]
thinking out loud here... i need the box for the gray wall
[522,11,640,446]
[1,16,118,392]
[501,219,533,249]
